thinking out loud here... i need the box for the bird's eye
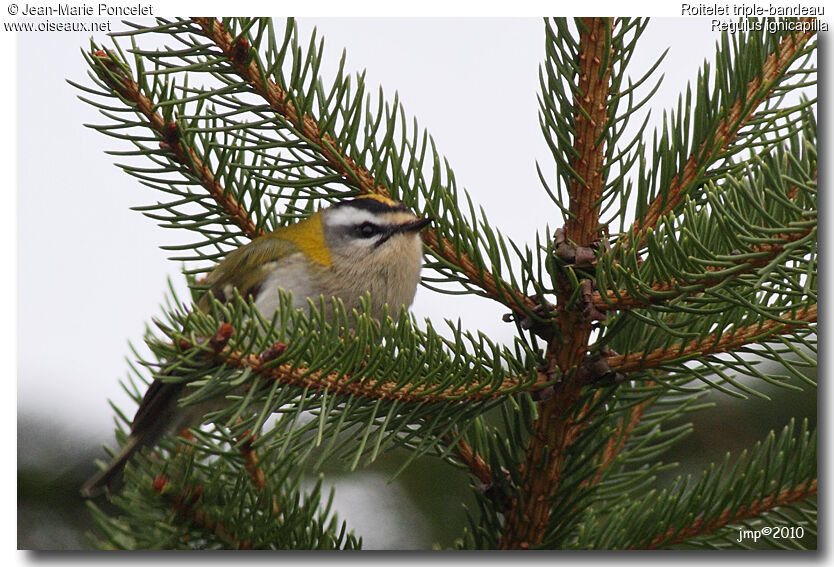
[356,222,381,238]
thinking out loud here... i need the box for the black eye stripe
[356,222,382,238]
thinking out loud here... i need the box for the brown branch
[421,230,540,316]
[153,475,253,549]
[589,395,650,486]
[635,478,817,549]
[190,18,383,197]
[176,335,550,406]
[452,435,493,486]
[236,426,282,515]
[594,222,816,312]
[235,426,266,491]
[498,18,614,550]
[190,17,540,319]
[91,50,259,239]
[609,304,817,374]
[227,349,544,404]
[622,20,816,249]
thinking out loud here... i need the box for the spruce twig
[609,303,816,373]
[90,49,259,238]
[176,335,552,405]
[621,19,817,249]
[636,479,817,550]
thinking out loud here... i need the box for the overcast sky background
[13,16,819,549]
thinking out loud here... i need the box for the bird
[81,195,433,497]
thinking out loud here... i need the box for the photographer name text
[19,2,152,16]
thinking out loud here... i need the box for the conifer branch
[178,335,549,405]
[499,18,614,550]
[190,17,541,319]
[451,435,493,486]
[91,50,259,239]
[594,221,815,312]
[609,304,817,373]
[236,428,281,516]
[190,18,383,197]
[635,478,817,549]
[621,20,816,249]
[590,394,650,485]
[236,427,266,491]
[153,475,253,549]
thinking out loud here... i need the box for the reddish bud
[259,341,288,363]
[152,475,169,492]
[209,322,234,352]
[232,37,251,63]
[163,121,180,145]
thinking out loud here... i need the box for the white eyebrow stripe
[326,207,383,228]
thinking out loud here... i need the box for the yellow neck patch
[277,212,332,266]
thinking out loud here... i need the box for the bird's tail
[80,435,143,498]
[81,379,188,498]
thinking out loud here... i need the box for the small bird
[81,195,433,497]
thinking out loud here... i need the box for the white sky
[8,9,823,554]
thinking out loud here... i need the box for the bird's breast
[253,235,424,321]
[252,252,320,316]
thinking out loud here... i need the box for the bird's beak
[375,217,434,248]
[399,217,434,233]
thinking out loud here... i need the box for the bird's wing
[83,238,305,497]
[130,378,186,438]
[197,235,300,311]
